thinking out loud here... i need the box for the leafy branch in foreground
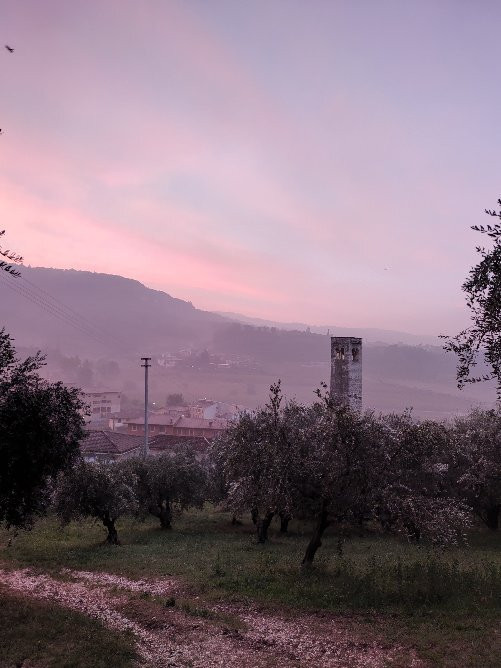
[442,198,501,395]
[0,230,23,277]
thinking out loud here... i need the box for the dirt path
[0,567,424,667]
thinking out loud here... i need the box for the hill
[217,311,439,346]
[1,266,226,356]
[0,266,495,417]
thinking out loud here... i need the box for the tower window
[336,347,345,360]
[352,347,359,362]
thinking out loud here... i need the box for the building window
[352,347,359,362]
[131,425,137,431]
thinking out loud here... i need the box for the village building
[83,390,121,422]
[188,398,245,420]
[127,415,227,439]
[80,430,142,463]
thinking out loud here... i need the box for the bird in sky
[5,45,14,53]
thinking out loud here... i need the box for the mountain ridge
[1,265,495,417]
[216,311,439,346]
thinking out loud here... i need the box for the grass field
[0,585,136,668]
[1,508,500,667]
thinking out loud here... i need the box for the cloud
[1,0,499,333]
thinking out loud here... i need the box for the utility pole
[141,357,151,458]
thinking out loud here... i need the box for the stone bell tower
[330,336,362,411]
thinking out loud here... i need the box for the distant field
[132,362,493,419]
[1,508,500,667]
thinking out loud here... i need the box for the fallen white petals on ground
[0,568,181,666]
[63,568,181,597]
[0,567,424,667]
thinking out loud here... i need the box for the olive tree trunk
[148,498,173,529]
[257,511,275,543]
[158,504,172,529]
[301,508,329,567]
[279,512,291,533]
[484,505,500,530]
[102,513,120,545]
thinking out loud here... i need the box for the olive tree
[54,460,137,544]
[213,382,312,543]
[370,412,470,546]
[297,400,379,565]
[0,329,84,528]
[128,449,207,529]
[451,408,501,530]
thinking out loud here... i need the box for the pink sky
[2,0,501,335]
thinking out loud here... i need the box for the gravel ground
[0,567,424,667]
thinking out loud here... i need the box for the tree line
[212,382,500,565]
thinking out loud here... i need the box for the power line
[1,270,131,351]
[3,274,108,343]
[1,273,107,341]
[0,271,116,349]
[0,273,110,348]
[18,273,127,348]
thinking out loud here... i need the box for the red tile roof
[81,430,143,455]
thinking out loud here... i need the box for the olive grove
[213,384,472,566]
